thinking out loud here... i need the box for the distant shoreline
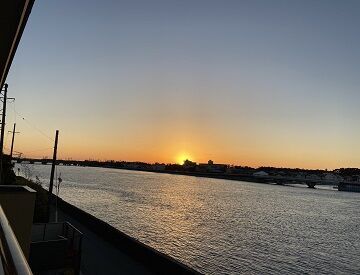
[19,162,336,188]
[84,166,341,187]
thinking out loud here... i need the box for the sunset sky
[5,0,360,169]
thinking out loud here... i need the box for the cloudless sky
[6,0,360,169]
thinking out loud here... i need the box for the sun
[176,153,193,165]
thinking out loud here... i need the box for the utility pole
[9,123,20,159]
[0,84,15,185]
[47,130,59,221]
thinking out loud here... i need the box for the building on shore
[182,159,197,171]
[196,160,228,173]
[152,163,166,171]
[253,171,269,177]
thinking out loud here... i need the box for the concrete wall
[0,185,36,258]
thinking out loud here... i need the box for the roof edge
[0,0,36,89]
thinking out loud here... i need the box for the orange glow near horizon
[175,152,194,165]
[10,127,360,170]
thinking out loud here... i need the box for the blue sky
[6,0,360,168]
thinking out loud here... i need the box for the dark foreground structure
[53,196,201,274]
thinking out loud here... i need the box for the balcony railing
[0,205,32,275]
[30,222,83,274]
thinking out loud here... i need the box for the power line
[22,117,54,142]
[12,109,54,142]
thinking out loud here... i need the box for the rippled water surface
[17,164,360,274]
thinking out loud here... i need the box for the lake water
[15,163,360,274]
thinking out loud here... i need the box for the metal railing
[30,222,82,274]
[0,205,32,275]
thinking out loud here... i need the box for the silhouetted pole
[0,84,8,185]
[47,130,59,221]
[9,123,19,159]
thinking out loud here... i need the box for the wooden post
[47,130,59,221]
[0,84,8,185]
[9,123,19,159]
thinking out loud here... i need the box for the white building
[253,171,269,177]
